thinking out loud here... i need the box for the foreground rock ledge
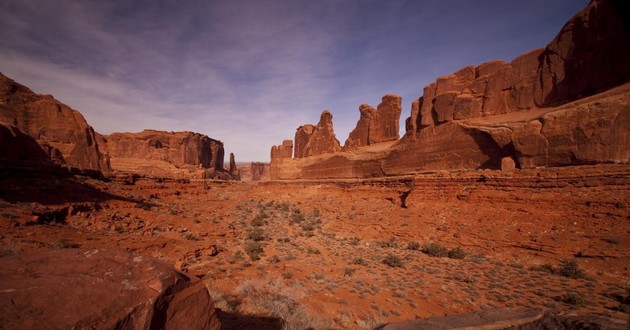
[0,249,220,330]
[379,308,627,330]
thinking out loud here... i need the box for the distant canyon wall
[101,130,239,179]
[270,0,630,180]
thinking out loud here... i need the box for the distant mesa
[270,0,630,180]
[101,130,238,180]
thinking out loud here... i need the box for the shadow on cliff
[539,0,630,107]
[0,166,139,205]
[216,310,282,330]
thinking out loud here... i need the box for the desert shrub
[247,228,265,241]
[556,259,586,279]
[244,242,264,261]
[348,237,361,245]
[290,209,305,223]
[135,201,153,210]
[251,213,266,226]
[556,292,587,307]
[344,267,356,276]
[51,238,79,249]
[183,233,199,241]
[352,258,368,266]
[422,243,449,257]
[407,242,420,250]
[530,259,586,279]
[448,247,467,259]
[268,255,281,264]
[306,247,321,255]
[376,237,397,248]
[234,279,331,330]
[383,254,403,268]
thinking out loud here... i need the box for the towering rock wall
[0,73,110,174]
[270,0,630,180]
[344,94,401,150]
[408,0,630,135]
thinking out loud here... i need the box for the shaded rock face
[0,123,51,167]
[294,124,315,158]
[537,0,630,106]
[344,94,402,150]
[102,130,226,175]
[0,249,220,330]
[250,162,270,181]
[302,111,342,157]
[0,73,110,174]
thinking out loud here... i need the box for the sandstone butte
[0,73,240,180]
[101,130,238,180]
[270,0,630,180]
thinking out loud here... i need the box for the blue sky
[0,0,588,162]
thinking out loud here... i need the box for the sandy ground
[1,164,628,328]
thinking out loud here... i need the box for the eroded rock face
[270,140,293,160]
[270,0,629,179]
[302,111,342,157]
[228,153,239,180]
[344,94,402,150]
[0,73,110,174]
[294,124,315,159]
[102,130,228,177]
[536,0,630,106]
[0,249,220,330]
[410,0,630,131]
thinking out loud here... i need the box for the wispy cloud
[0,0,588,161]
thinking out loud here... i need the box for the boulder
[0,249,220,329]
[501,157,516,172]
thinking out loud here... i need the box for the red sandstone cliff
[270,0,630,180]
[0,73,110,174]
